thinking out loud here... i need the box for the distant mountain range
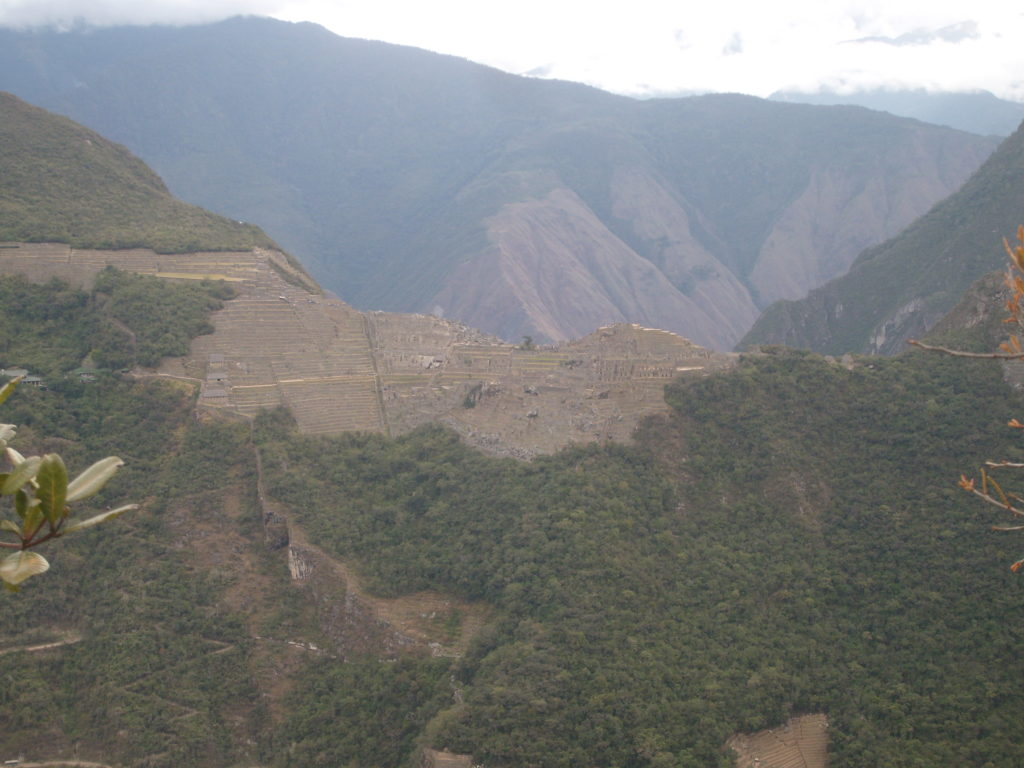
[771,88,1024,137]
[742,119,1024,355]
[0,17,999,349]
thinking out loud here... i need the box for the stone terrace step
[280,377,383,434]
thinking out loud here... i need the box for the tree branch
[963,485,1024,518]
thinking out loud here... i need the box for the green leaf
[66,456,125,503]
[0,519,21,537]
[14,489,36,520]
[21,503,42,541]
[35,454,68,525]
[0,376,21,407]
[63,504,138,534]
[0,456,41,495]
[0,424,16,446]
[0,550,49,587]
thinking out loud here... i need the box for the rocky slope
[742,119,1024,355]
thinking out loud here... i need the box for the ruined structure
[0,242,733,457]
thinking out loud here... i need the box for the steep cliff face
[748,133,986,306]
[433,120,992,351]
[742,120,1024,355]
[434,187,755,349]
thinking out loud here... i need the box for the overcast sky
[1,0,1021,100]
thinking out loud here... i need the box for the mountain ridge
[0,17,1000,349]
[0,94,728,458]
[771,88,1024,137]
[0,90,280,255]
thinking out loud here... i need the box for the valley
[743,118,1024,355]
[2,31,1024,768]
[0,18,1000,349]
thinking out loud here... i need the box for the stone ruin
[0,241,735,457]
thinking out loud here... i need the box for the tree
[0,377,135,590]
[910,226,1024,570]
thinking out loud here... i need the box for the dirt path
[19,761,116,768]
[0,633,82,656]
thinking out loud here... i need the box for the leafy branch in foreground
[0,377,136,590]
[911,226,1024,570]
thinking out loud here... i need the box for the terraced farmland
[0,243,733,450]
[728,714,829,768]
[0,242,386,435]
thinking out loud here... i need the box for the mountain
[771,88,1024,137]
[3,89,1024,768]
[0,93,731,461]
[741,119,1024,355]
[0,17,999,349]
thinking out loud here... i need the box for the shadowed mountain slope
[0,17,999,349]
[741,119,1024,355]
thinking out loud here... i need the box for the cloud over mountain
[0,1,1022,99]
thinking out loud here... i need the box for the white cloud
[1,0,1021,101]
[0,0,277,29]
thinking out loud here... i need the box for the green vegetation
[658,349,1024,766]
[275,656,452,767]
[0,92,278,253]
[91,268,234,367]
[2,251,1024,765]
[0,387,266,765]
[908,227,1024,571]
[0,275,264,765]
[256,345,1024,767]
[0,376,136,591]
[0,267,231,375]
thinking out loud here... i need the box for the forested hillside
[0,91,276,253]
[3,38,1024,767]
[255,344,1024,767]
[0,18,998,348]
[3,268,1024,767]
[0,273,271,765]
[742,120,1024,355]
